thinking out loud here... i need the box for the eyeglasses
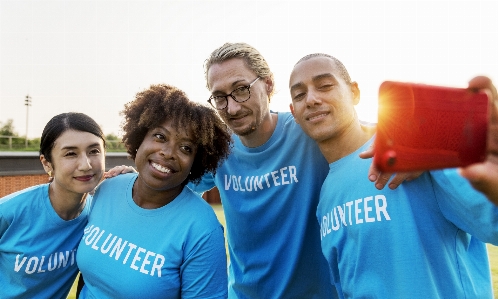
[208,77,260,110]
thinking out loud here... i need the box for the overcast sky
[1,0,497,138]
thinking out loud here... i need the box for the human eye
[153,133,166,141]
[64,151,77,157]
[213,96,226,104]
[89,148,102,155]
[319,83,334,90]
[180,144,195,155]
[232,86,249,97]
[292,92,306,102]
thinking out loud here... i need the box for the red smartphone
[374,81,489,172]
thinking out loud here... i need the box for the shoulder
[97,173,137,190]
[181,187,221,226]
[0,184,47,206]
[0,184,48,218]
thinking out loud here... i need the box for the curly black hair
[121,84,233,185]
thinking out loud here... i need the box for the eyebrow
[60,142,102,151]
[290,73,335,93]
[212,79,249,94]
[155,125,195,143]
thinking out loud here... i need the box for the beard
[220,110,260,137]
[234,123,257,136]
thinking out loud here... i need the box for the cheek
[93,156,105,171]
[218,111,231,122]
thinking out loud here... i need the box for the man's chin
[231,125,256,137]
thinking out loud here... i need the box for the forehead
[289,56,340,86]
[155,118,193,139]
[53,130,102,150]
[207,58,255,91]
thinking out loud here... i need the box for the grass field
[67,204,498,298]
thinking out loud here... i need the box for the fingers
[386,171,424,190]
[103,165,136,178]
[459,161,498,206]
[359,143,375,159]
[366,160,391,190]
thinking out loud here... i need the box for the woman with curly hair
[76,84,232,299]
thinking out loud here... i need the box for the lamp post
[24,95,31,148]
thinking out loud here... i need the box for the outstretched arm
[459,76,498,206]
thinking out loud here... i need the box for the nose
[226,95,242,115]
[159,145,176,160]
[79,154,93,171]
[305,89,322,107]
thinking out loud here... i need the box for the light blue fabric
[318,137,498,298]
[77,173,227,299]
[0,184,90,299]
[191,112,336,298]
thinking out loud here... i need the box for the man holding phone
[289,53,498,298]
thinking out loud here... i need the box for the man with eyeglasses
[195,42,337,298]
[194,42,416,298]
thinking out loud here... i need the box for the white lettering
[110,238,128,260]
[101,235,117,254]
[122,243,137,264]
[264,174,271,188]
[232,175,239,191]
[37,256,46,273]
[130,247,146,270]
[14,255,27,272]
[140,251,155,275]
[224,175,232,190]
[244,177,253,191]
[320,194,392,238]
[48,254,57,271]
[85,227,100,245]
[364,196,375,222]
[355,199,364,224]
[25,257,38,274]
[237,176,245,191]
[375,195,391,221]
[150,254,165,277]
[254,176,263,191]
[271,170,280,186]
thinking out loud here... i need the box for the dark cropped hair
[40,112,106,163]
[295,53,352,84]
[121,84,233,185]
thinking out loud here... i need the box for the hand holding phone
[374,81,489,172]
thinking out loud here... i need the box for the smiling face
[41,129,105,197]
[207,58,271,138]
[289,56,360,143]
[134,119,197,197]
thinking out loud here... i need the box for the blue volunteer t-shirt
[318,137,498,298]
[77,173,228,299]
[0,184,90,299]
[192,112,336,298]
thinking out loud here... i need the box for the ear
[350,81,360,105]
[289,104,299,124]
[264,77,274,95]
[40,155,52,173]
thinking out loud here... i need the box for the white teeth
[309,113,327,121]
[151,162,171,173]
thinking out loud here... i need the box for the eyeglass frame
[207,77,261,110]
